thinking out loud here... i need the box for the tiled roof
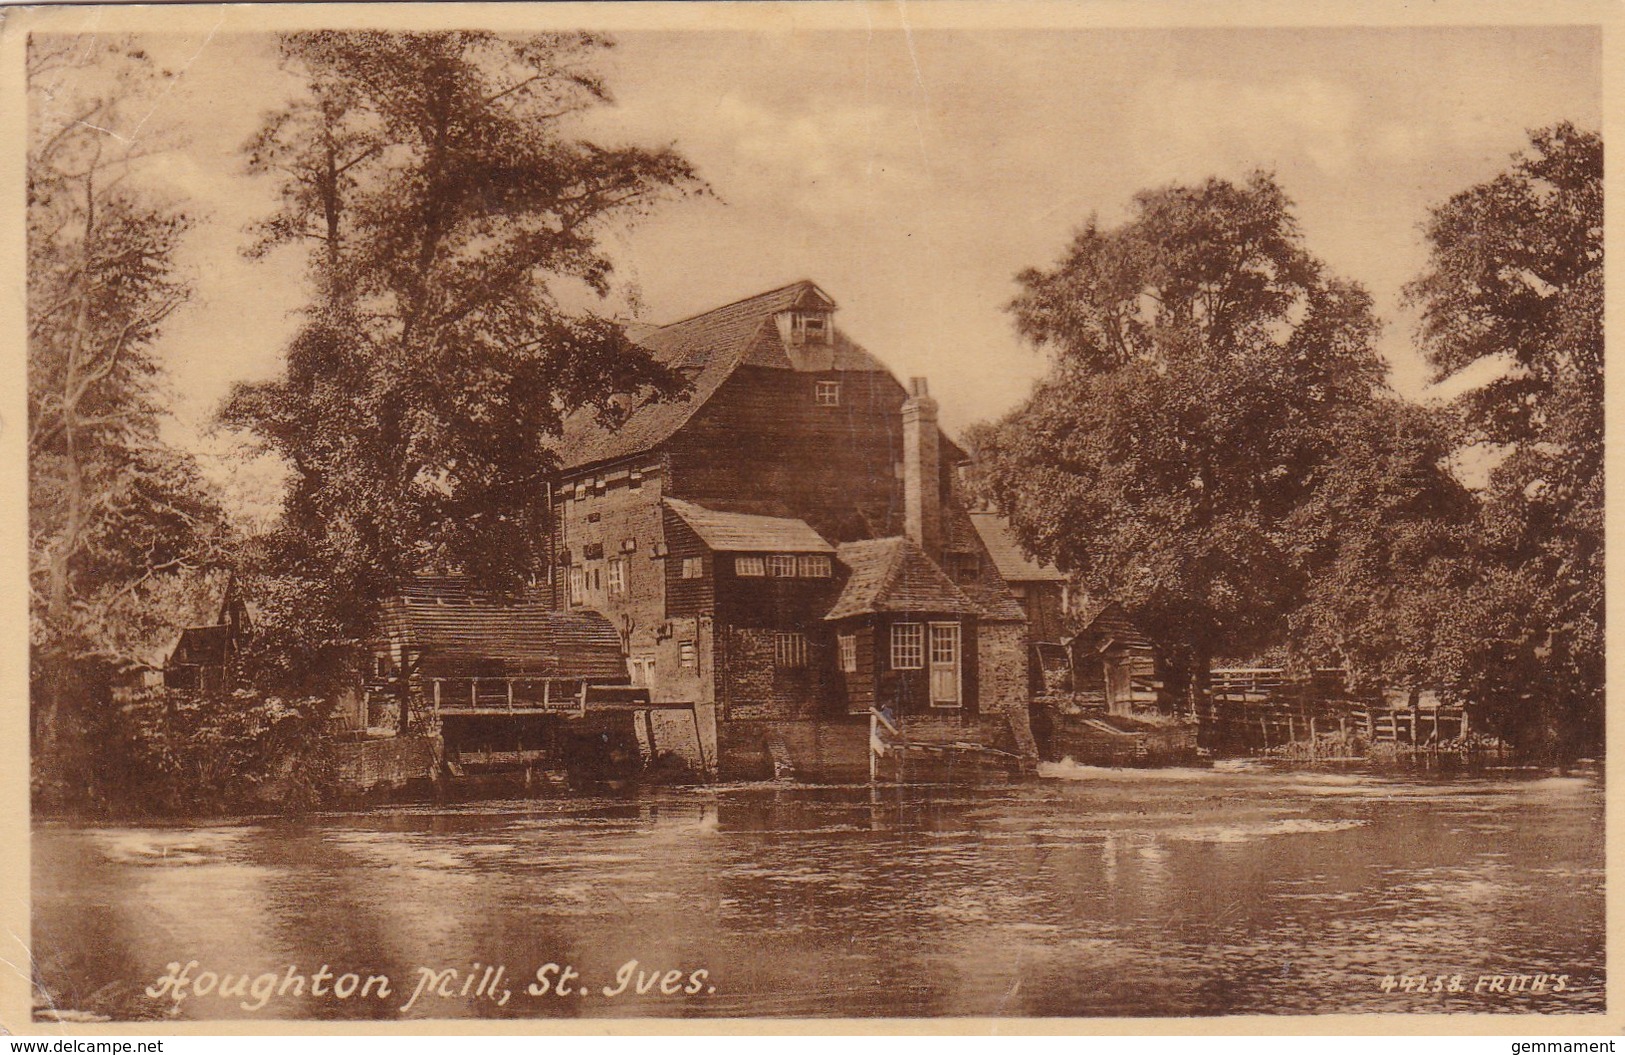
[1069,600,1154,650]
[825,537,984,621]
[665,498,834,553]
[968,512,1067,583]
[382,578,625,680]
[556,280,891,472]
[1074,599,1113,629]
[936,483,1035,622]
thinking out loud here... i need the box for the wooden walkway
[1202,669,1470,755]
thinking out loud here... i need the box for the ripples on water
[31,765,1604,1020]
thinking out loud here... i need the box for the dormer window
[790,311,832,346]
[815,380,841,406]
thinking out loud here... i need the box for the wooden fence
[1201,668,1470,755]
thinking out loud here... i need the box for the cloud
[601,73,928,222]
[1126,75,1363,181]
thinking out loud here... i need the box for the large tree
[1280,398,1476,694]
[28,36,226,781]
[983,173,1435,701]
[223,32,702,644]
[1407,123,1603,758]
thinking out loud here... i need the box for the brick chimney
[902,377,941,559]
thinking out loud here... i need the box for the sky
[66,22,1602,515]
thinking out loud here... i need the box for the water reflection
[33,766,1604,1020]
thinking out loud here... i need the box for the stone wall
[978,619,1039,764]
[641,700,717,775]
[717,626,833,721]
[715,718,871,782]
[331,734,442,792]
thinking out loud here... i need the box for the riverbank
[31,743,1602,825]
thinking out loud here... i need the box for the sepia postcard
[1,0,1618,1036]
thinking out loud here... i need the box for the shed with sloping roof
[377,577,627,682]
[966,511,1066,584]
[1065,600,1160,715]
[161,571,255,694]
[967,511,1068,640]
[664,498,834,554]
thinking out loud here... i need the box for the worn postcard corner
[1,0,1619,1037]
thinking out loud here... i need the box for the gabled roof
[556,280,892,472]
[825,537,984,621]
[953,578,1031,624]
[937,482,1037,622]
[169,624,233,668]
[141,568,244,671]
[968,512,1067,583]
[1068,599,1155,651]
[381,585,625,680]
[665,498,834,553]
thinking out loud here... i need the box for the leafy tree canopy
[985,173,1461,695]
[222,31,704,634]
[28,35,226,665]
[1407,124,1603,757]
[29,36,230,805]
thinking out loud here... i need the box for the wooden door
[1105,657,1133,715]
[929,622,961,707]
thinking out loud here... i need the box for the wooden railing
[428,676,589,716]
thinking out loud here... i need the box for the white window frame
[891,622,924,670]
[774,632,809,670]
[681,556,705,580]
[838,633,857,674]
[767,554,797,578]
[735,555,766,577]
[929,621,962,709]
[798,554,832,578]
[679,641,697,671]
[815,380,841,406]
[797,312,830,344]
[607,558,626,596]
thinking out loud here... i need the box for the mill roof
[664,498,834,553]
[968,512,1068,583]
[556,280,893,472]
[824,537,984,621]
[937,487,1037,623]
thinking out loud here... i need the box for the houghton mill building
[339,281,1062,782]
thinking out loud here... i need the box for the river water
[32,763,1604,1021]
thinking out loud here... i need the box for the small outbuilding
[374,575,629,718]
[1066,601,1159,716]
[162,575,255,693]
[825,536,985,718]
